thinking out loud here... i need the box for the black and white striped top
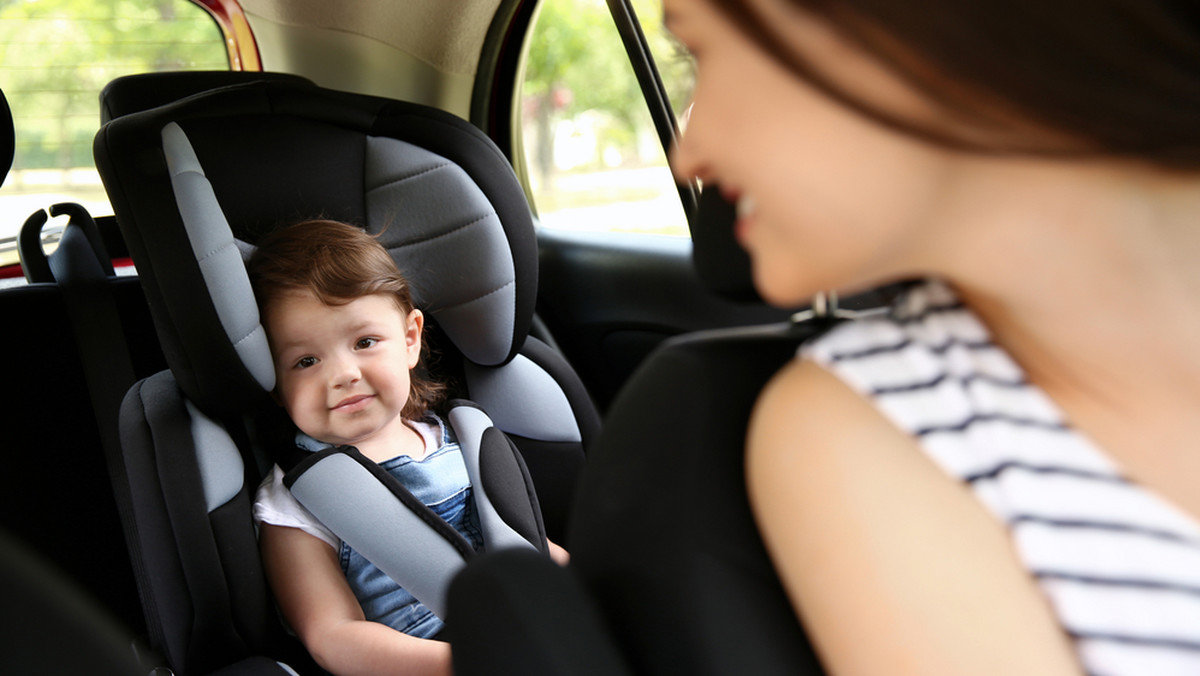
[802,280,1200,676]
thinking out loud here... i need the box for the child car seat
[93,77,599,675]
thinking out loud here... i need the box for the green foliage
[0,0,228,170]
[523,0,695,173]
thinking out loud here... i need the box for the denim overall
[298,421,484,638]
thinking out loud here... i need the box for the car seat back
[449,320,829,675]
[563,321,826,674]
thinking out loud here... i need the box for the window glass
[520,0,695,236]
[0,0,228,270]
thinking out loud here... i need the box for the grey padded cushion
[162,122,275,391]
[450,405,541,553]
[366,136,516,366]
[287,407,540,619]
[289,452,468,619]
[185,401,245,513]
[463,356,582,443]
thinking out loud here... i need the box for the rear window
[0,0,228,273]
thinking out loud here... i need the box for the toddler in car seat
[247,219,566,676]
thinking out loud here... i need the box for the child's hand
[547,539,570,565]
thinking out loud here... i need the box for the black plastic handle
[17,202,112,283]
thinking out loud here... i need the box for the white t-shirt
[252,418,444,549]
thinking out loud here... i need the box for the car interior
[0,1,886,673]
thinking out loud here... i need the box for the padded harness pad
[286,447,473,619]
[282,402,542,619]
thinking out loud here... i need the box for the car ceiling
[238,0,507,117]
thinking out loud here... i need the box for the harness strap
[284,446,471,619]
[282,401,543,619]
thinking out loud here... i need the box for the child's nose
[330,355,361,387]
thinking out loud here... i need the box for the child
[248,219,566,676]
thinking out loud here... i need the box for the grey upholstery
[162,123,275,391]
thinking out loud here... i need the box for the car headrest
[1,88,13,182]
[688,185,764,304]
[95,80,537,417]
[99,71,316,124]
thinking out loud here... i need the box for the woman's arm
[259,524,453,676]
[745,359,1083,676]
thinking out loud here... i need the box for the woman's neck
[946,161,1200,404]
[934,159,1200,516]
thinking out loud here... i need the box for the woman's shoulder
[746,325,1083,676]
[748,354,913,466]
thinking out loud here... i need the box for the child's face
[263,290,424,454]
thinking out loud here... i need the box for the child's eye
[355,337,379,350]
[295,356,318,369]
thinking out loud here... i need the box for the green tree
[523,0,694,183]
[0,0,227,171]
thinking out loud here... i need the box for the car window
[520,0,695,236]
[0,0,229,272]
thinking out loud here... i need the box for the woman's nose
[670,133,699,184]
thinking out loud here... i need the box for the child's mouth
[331,394,374,413]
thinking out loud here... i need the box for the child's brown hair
[247,219,445,419]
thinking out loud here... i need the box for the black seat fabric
[99,70,316,124]
[564,323,826,674]
[0,527,142,676]
[0,87,12,177]
[0,83,161,642]
[450,321,828,675]
[93,79,598,674]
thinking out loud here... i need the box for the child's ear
[406,309,424,366]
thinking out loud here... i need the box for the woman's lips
[734,195,756,245]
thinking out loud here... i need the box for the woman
[667,0,1200,674]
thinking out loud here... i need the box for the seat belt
[17,203,160,650]
[18,203,134,451]
[282,401,547,620]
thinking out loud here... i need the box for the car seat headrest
[97,81,538,417]
[688,185,764,304]
[1,88,13,182]
[99,71,317,124]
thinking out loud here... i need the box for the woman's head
[667,0,1200,305]
[697,0,1200,165]
[247,219,444,421]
